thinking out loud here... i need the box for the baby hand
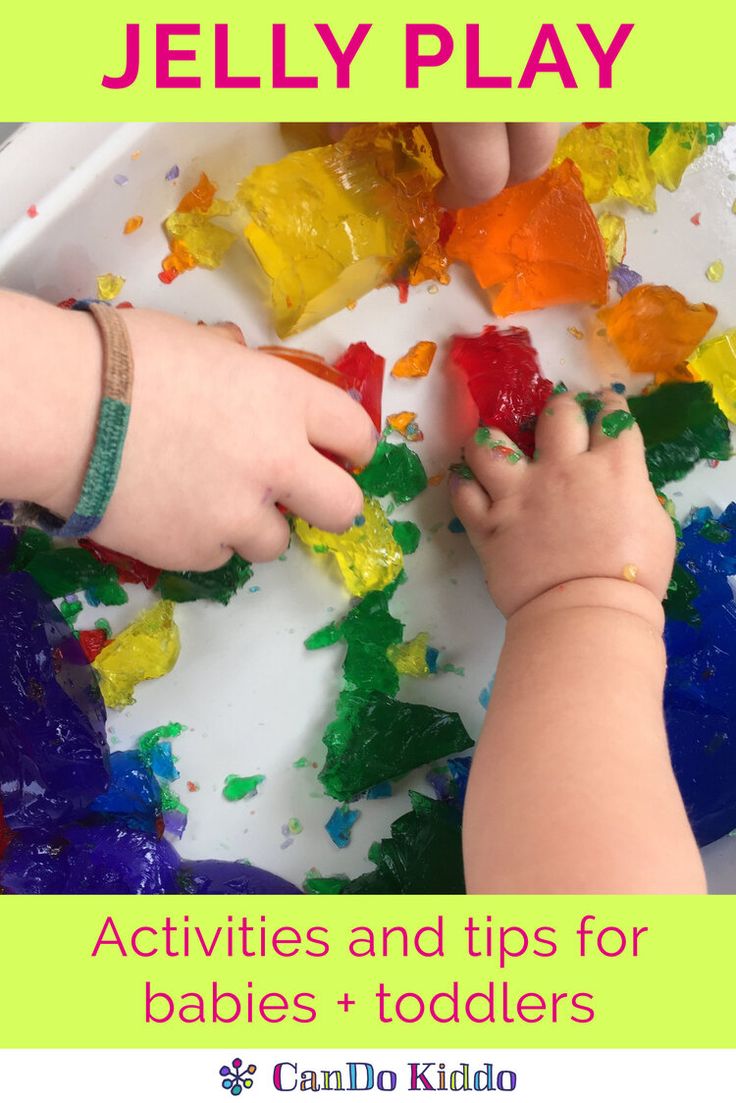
[450,389,676,619]
[47,308,376,570]
[433,123,559,207]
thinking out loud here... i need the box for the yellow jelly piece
[96,273,126,301]
[553,123,656,211]
[237,125,444,337]
[597,211,627,269]
[294,496,403,597]
[164,211,237,270]
[387,632,430,677]
[706,260,725,283]
[650,123,707,191]
[688,329,736,423]
[93,601,181,710]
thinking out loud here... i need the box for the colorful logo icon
[219,1059,257,1095]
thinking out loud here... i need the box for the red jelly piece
[116,301,135,309]
[57,298,78,310]
[333,342,385,431]
[0,803,11,861]
[79,540,160,589]
[158,268,179,285]
[450,325,553,456]
[395,278,409,304]
[78,628,110,664]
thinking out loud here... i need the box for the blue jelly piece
[478,676,495,711]
[447,756,471,807]
[366,782,392,799]
[0,573,109,829]
[88,750,161,833]
[666,705,736,846]
[178,859,301,894]
[425,646,440,674]
[150,741,179,782]
[0,502,17,572]
[448,517,466,534]
[0,824,179,893]
[325,805,360,848]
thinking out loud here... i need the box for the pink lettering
[577,23,634,88]
[214,24,260,87]
[519,23,577,89]
[466,24,512,88]
[406,23,454,88]
[155,24,201,89]
[273,23,318,88]
[315,23,371,88]
[102,23,140,89]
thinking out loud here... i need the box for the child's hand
[432,123,560,208]
[47,308,376,570]
[450,389,676,620]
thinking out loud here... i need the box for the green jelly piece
[59,598,83,627]
[699,518,731,544]
[160,783,187,814]
[320,691,473,802]
[663,562,700,626]
[342,591,404,696]
[706,122,724,145]
[355,440,428,505]
[223,773,265,801]
[293,756,309,768]
[643,121,669,154]
[390,520,421,555]
[137,722,186,768]
[629,382,731,489]
[575,392,604,425]
[15,539,127,605]
[157,554,253,605]
[448,461,474,480]
[303,872,350,895]
[304,621,343,651]
[601,409,636,438]
[11,527,52,570]
[94,618,112,635]
[342,792,465,895]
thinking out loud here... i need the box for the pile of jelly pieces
[157,122,727,342]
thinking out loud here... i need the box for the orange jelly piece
[177,172,217,214]
[598,284,717,378]
[447,160,608,316]
[391,341,437,378]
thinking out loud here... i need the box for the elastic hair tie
[28,299,134,539]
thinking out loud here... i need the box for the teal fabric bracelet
[31,300,134,539]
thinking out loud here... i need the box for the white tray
[1,123,735,892]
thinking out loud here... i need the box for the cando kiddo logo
[219,1059,257,1095]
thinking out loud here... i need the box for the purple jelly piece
[165,164,180,181]
[0,573,109,829]
[89,750,161,833]
[0,502,17,572]
[0,824,179,893]
[178,859,301,894]
[162,807,188,840]
[113,174,129,186]
[610,262,642,296]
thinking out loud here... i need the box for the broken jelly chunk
[178,860,300,894]
[599,284,717,380]
[650,123,707,191]
[12,531,128,605]
[450,326,553,457]
[79,539,161,589]
[0,824,179,894]
[552,123,657,210]
[96,273,126,301]
[597,211,627,269]
[0,573,108,830]
[341,792,465,895]
[354,440,428,505]
[163,210,236,270]
[391,341,437,379]
[387,632,431,678]
[157,554,253,605]
[629,382,731,489]
[295,496,403,598]
[319,691,472,802]
[688,329,736,423]
[237,125,444,336]
[447,160,607,316]
[92,601,180,710]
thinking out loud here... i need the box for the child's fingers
[589,389,645,459]
[450,472,493,530]
[534,393,590,461]
[463,426,528,499]
[506,123,560,185]
[234,506,291,563]
[209,321,247,346]
[285,451,364,534]
[433,123,511,208]
[305,384,377,468]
